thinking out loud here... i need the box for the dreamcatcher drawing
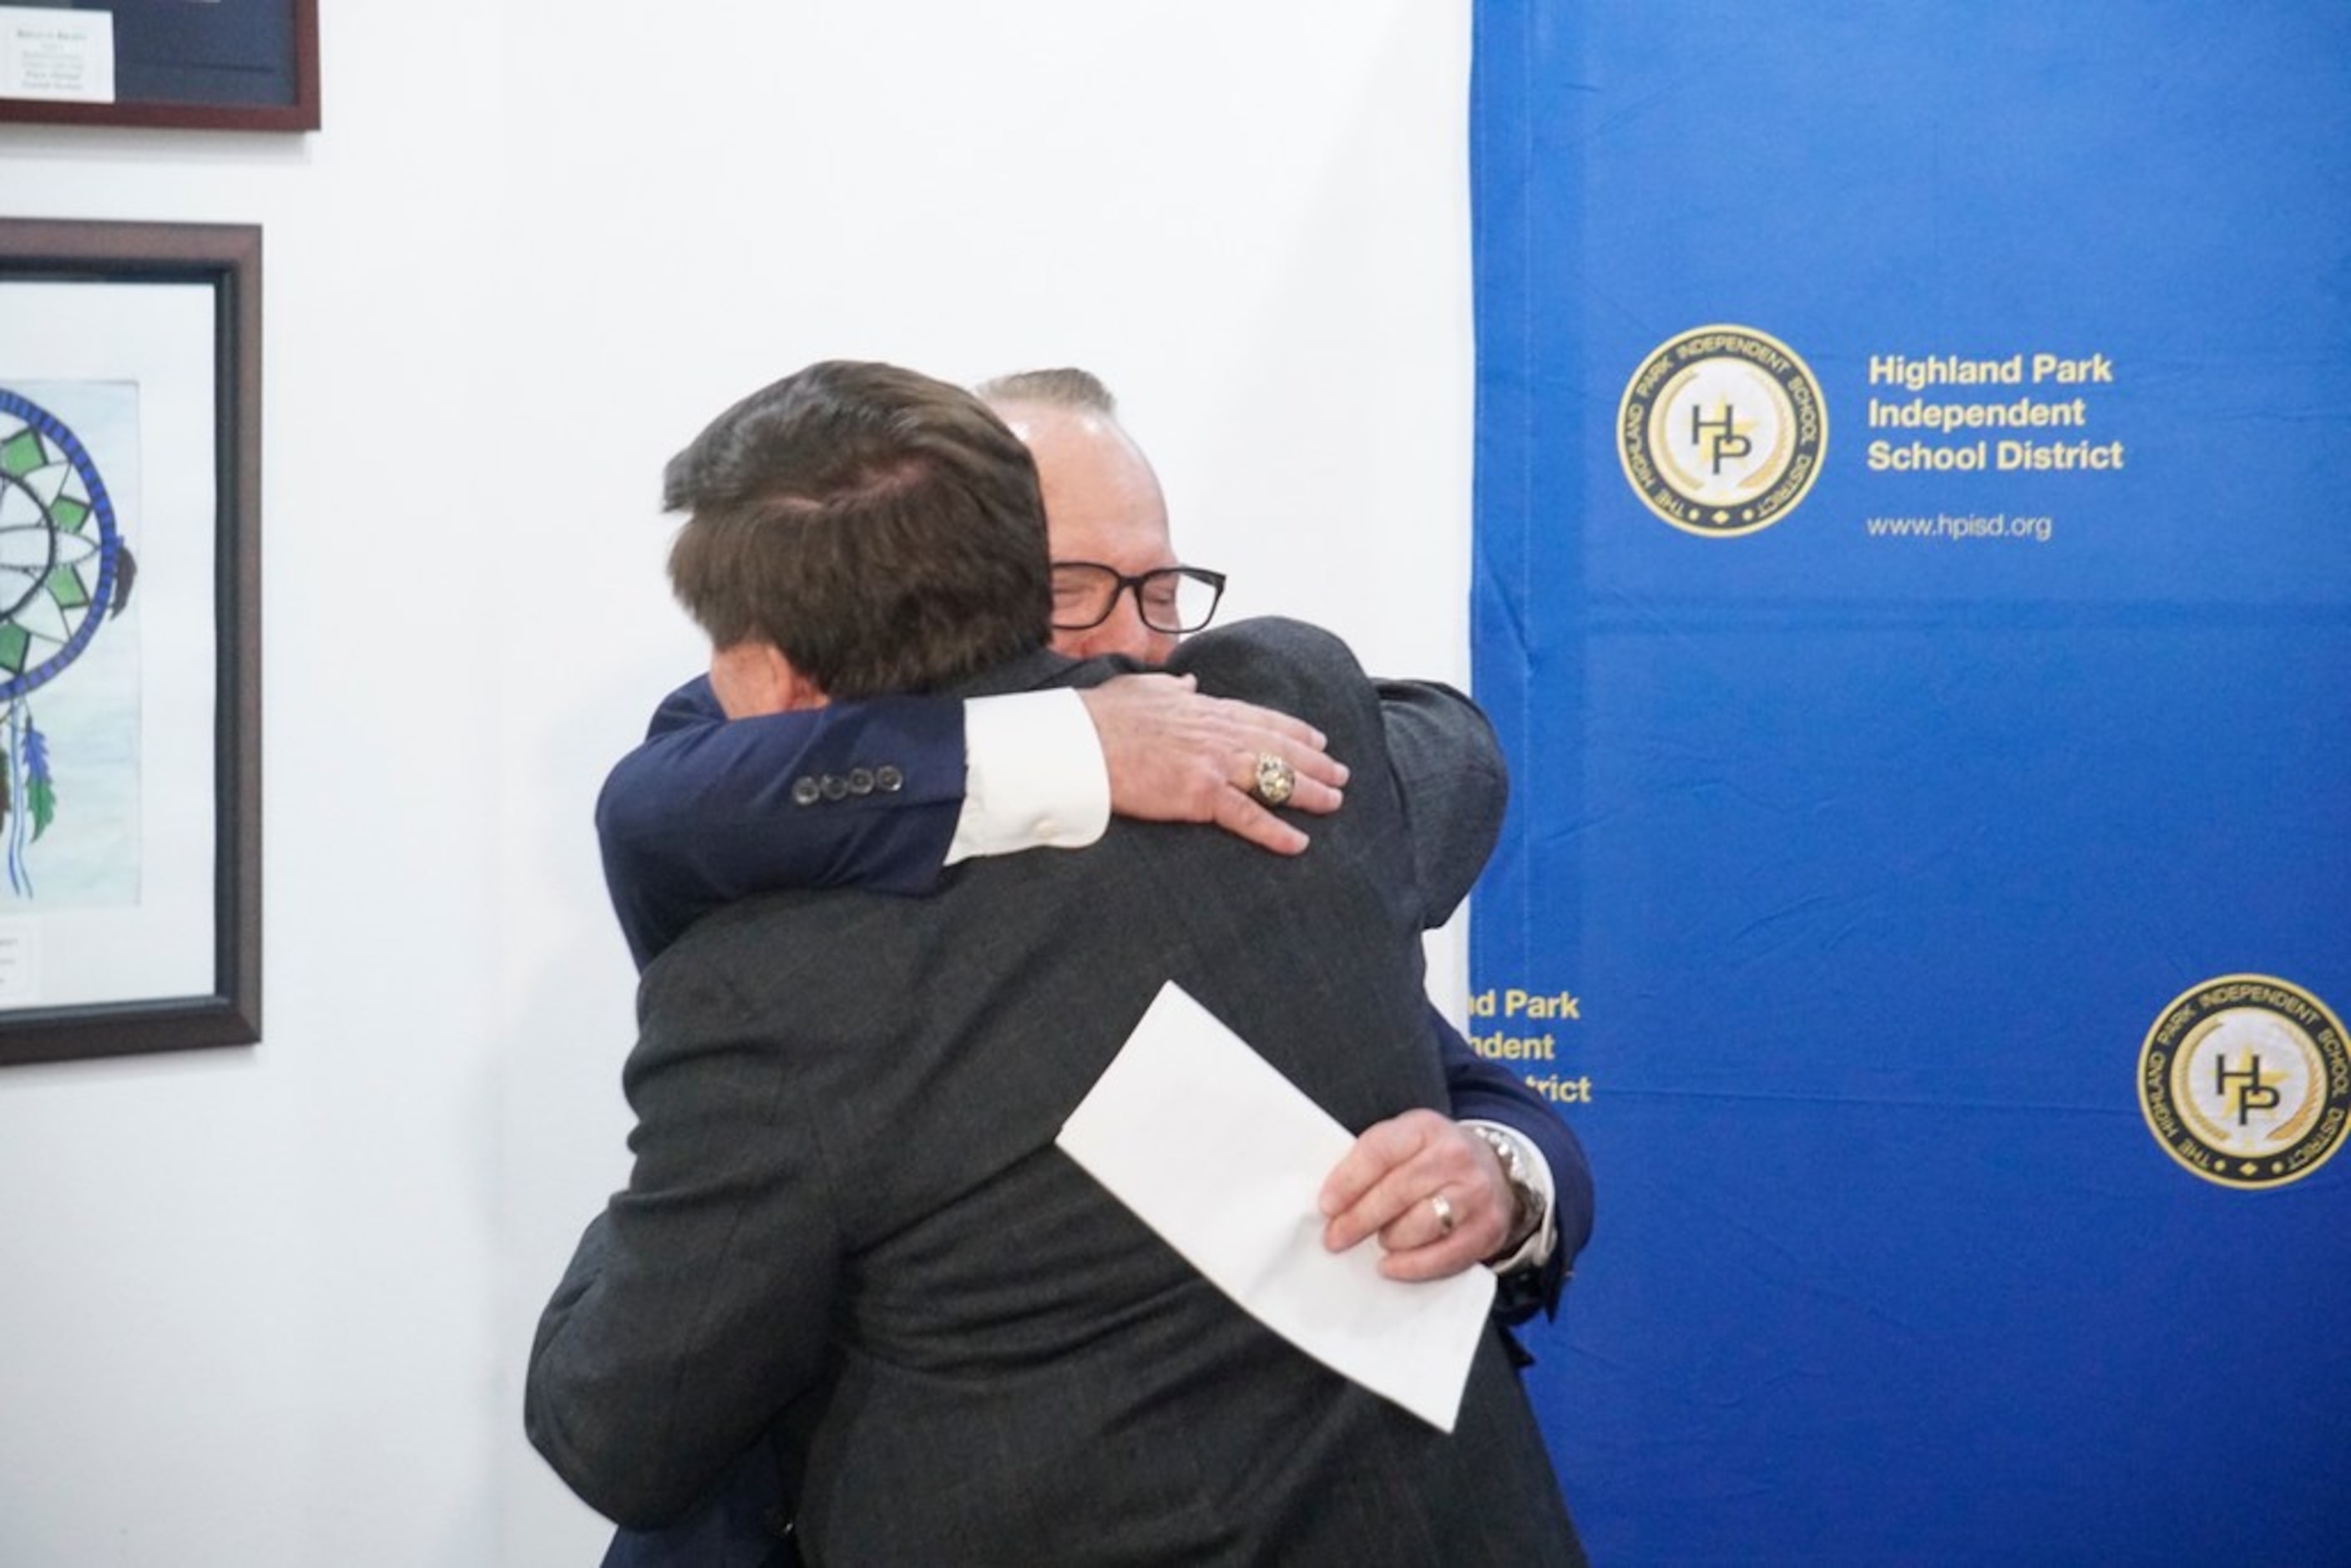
[0,387,135,897]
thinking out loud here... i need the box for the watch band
[1469,1122,1544,1258]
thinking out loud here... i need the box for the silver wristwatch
[1469,1123,1545,1259]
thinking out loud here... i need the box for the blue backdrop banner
[1469,6,2350,1562]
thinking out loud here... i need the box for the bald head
[982,389,1180,663]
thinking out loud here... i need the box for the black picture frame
[0,1,319,132]
[0,218,261,1067]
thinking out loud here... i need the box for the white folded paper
[1057,980,1494,1431]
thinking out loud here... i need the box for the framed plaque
[0,1,318,131]
[0,219,261,1067]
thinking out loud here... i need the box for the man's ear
[709,641,829,718]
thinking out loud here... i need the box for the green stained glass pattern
[0,623,28,674]
[44,567,88,610]
[0,429,46,478]
[51,496,88,534]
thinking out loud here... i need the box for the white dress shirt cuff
[945,689,1112,864]
[1465,1119,1559,1275]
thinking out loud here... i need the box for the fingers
[1317,1112,1452,1250]
[1316,1111,1514,1282]
[1199,747,1337,854]
[1216,695,1344,827]
[1279,771,1343,817]
[1241,747,1354,808]
[1373,1191,1494,1283]
[1084,675,1351,848]
[1201,690,1319,746]
[1230,751,1342,820]
[1211,695,1347,792]
[1210,788,1312,856]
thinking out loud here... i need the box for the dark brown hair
[665,361,1052,696]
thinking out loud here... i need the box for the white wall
[0,5,1474,1563]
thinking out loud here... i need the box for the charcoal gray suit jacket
[528,618,1583,1565]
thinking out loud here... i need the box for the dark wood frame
[0,219,261,1067]
[0,1,319,132]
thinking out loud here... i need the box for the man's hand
[1079,674,1347,855]
[1317,1110,1517,1282]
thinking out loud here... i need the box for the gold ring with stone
[1429,1191,1457,1237]
[1250,753,1297,807]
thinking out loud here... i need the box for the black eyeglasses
[1049,562,1227,635]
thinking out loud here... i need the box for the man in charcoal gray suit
[526,359,1584,1565]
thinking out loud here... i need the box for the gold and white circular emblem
[2139,974,2351,1189]
[1618,324,1828,537]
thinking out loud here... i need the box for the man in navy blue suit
[589,368,1591,1563]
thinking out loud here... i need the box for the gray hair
[973,367,1119,416]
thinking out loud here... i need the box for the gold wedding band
[1429,1191,1457,1237]
[1250,752,1297,807]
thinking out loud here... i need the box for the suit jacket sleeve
[526,958,838,1530]
[1373,677,1593,1313]
[1368,677,1514,926]
[595,675,967,967]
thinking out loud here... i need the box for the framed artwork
[0,219,260,1067]
[0,0,318,132]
